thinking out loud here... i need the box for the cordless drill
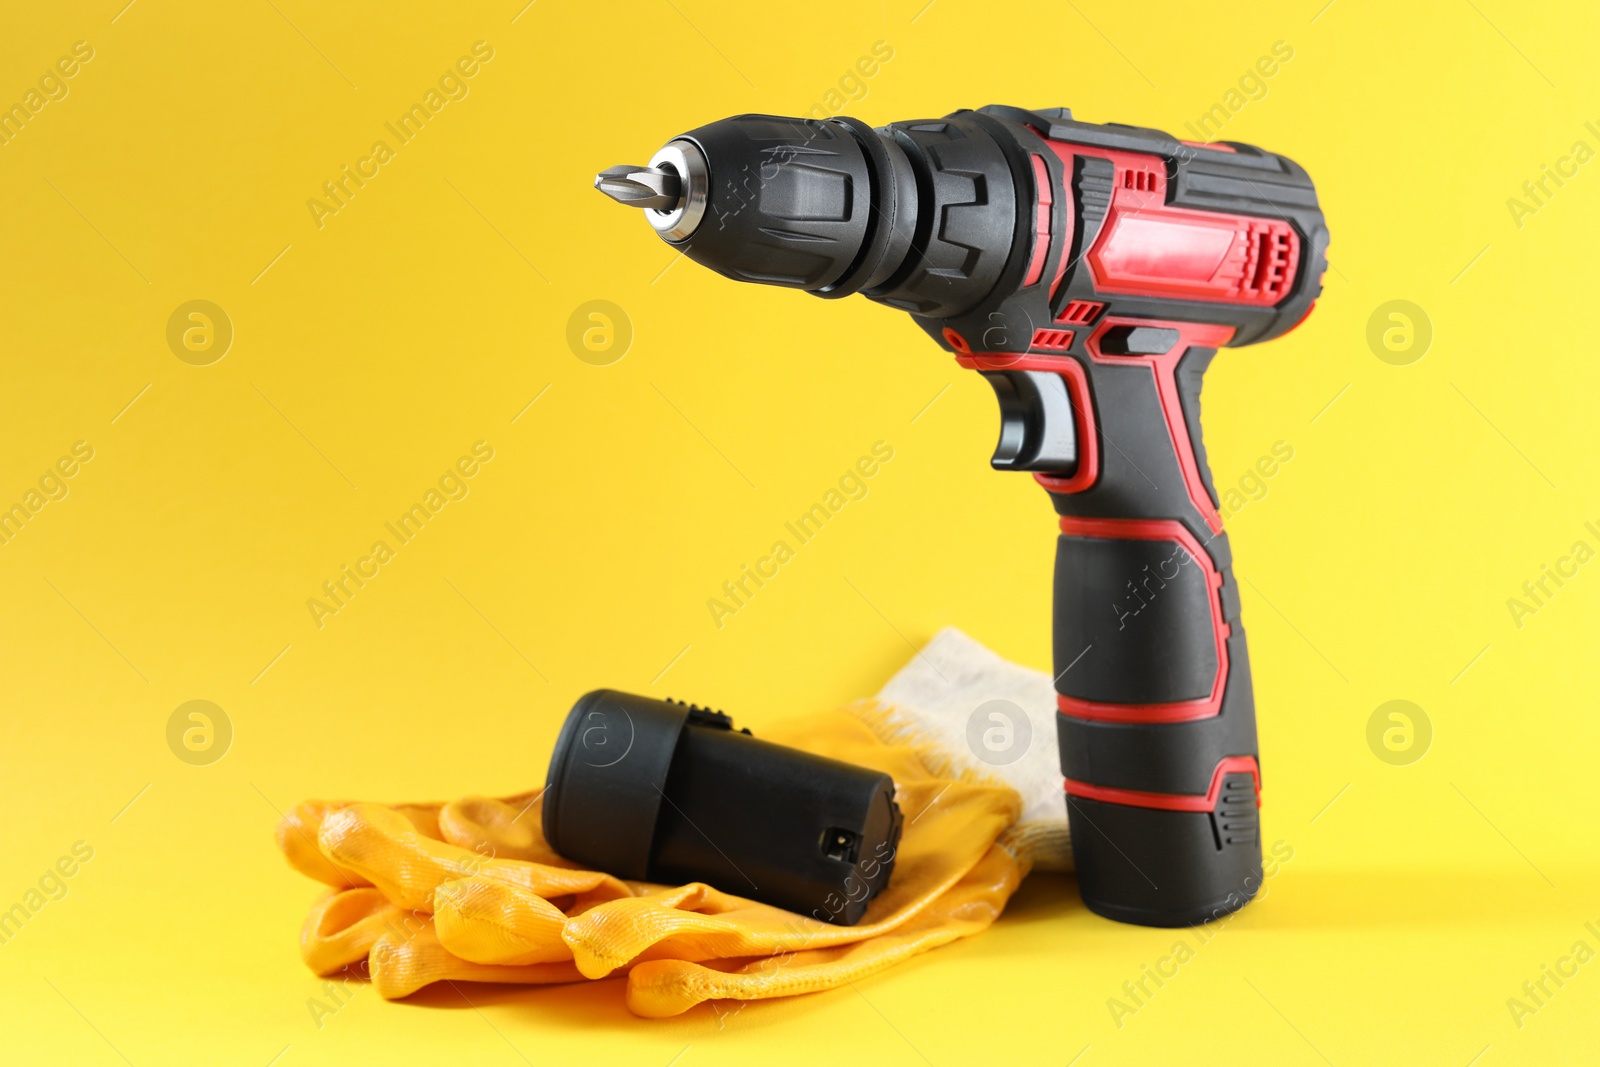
[595,106,1326,927]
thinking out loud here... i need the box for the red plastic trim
[1055,515,1230,723]
[1179,139,1238,153]
[1047,151,1077,299]
[1084,317,1235,534]
[1024,155,1052,288]
[1064,755,1260,812]
[955,353,1100,494]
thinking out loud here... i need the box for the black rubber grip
[1053,533,1218,704]
[1048,344,1261,925]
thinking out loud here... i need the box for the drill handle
[1037,322,1263,927]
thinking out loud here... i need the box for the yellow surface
[1,1,1596,1063]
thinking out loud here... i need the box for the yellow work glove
[277,628,1061,1016]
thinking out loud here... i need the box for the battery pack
[542,690,902,925]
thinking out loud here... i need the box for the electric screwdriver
[595,106,1327,927]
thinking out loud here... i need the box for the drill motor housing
[666,106,1324,349]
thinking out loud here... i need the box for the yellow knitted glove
[278,704,1028,1016]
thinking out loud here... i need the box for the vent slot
[1056,300,1104,325]
[1122,168,1160,193]
[1241,223,1295,301]
[1030,328,1075,351]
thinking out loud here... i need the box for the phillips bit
[594,164,682,210]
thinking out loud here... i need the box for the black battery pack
[542,690,902,925]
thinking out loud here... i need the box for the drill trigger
[981,370,1079,474]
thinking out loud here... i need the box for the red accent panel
[1023,155,1052,288]
[1041,140,1300,307]
[1096,215,1231,287]
[1085,317,1235,534]
[1091,214,1299,305]
[1064,756,1260,812]
[1055,515,1230,723]
[1031,328,1074,351]
[1179,139,1237,153]
[955,352,1099,494]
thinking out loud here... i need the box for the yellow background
[2,0,1597,1063]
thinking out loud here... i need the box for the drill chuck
[597,113,1019,318]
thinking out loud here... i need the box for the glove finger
[277,800,371,888]
[437,792,574,867]
[319,802,632,912]
[563,884,830,979]
[433,877,573,966]
[625,844,1021,1017]
[276,799,447,888]
[368,917,587,1000]
[300,887,407,976]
